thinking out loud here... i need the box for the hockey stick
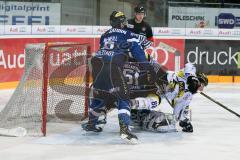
[200,92,240,118]
[0,127,27,137]
[155,82,174,108]
[155,81,195,122]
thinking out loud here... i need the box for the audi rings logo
[146,46,168,65]
[146,42,179,66]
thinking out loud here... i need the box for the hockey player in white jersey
[162,63,207,131]
[130,63,208,133]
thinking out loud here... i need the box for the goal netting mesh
[0,42,90,136]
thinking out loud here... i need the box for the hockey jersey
[165,66,196,121]
[96,28,151,63]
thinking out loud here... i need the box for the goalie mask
[110,11,127,28]
[187,76,200,94]
[197,72,208,87]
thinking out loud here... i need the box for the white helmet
[184,63,196,77]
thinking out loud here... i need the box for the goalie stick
[0,127,27,137]
[200,92,240,118]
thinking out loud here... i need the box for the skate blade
[81,130,101,136]
[120,134,139,145]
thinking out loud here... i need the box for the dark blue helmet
[110,11,127,28]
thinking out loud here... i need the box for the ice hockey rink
[0,83,239,160]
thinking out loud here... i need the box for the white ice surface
[0,84,240,160]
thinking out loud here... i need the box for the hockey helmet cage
[134,5,146,15]
[110,11,127,28]
[187,76,200,94]
[197,72,208,86]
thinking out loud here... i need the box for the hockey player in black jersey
[127,5,154,42]
[123,60,177,133]
[82,11,155,144]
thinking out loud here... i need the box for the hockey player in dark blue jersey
[82,11,155,144]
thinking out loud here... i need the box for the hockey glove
[179,120,193,133]
[141,39,152,49]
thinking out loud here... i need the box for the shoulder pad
[177,71,184,78]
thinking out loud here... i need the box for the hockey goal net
[0,42,91,136]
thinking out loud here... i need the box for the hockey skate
[119,122,138,144]
[82,119,107,133]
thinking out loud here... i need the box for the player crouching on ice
[82,11,155,144]
[130,63,208,133]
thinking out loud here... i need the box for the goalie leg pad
[130,109,151,128]
[142,111,177,133]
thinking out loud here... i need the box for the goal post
[0,42,91,136]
